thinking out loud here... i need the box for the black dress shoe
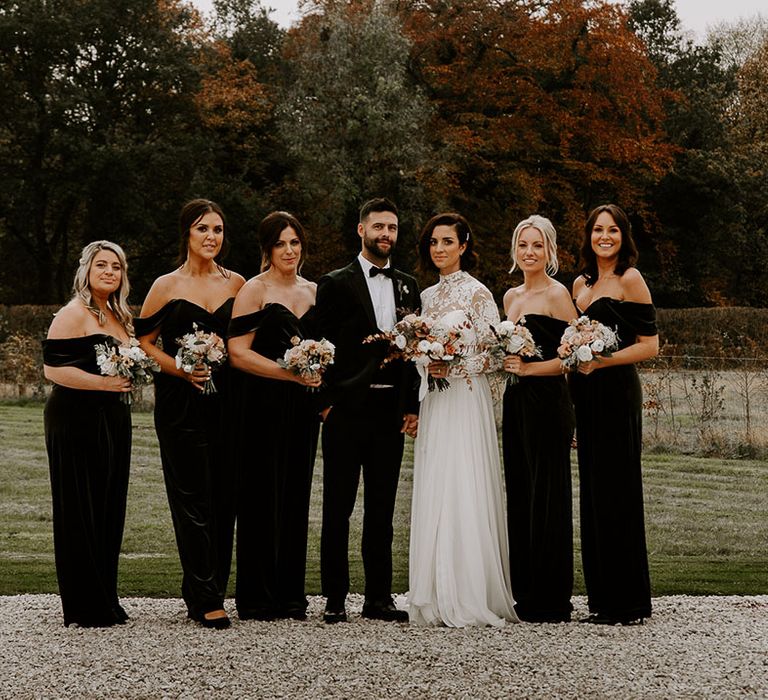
[277,608,308,621]
[323,607,347,624]
[361,600,408,622]
[579,613,644,626]
[323,597,347,624]
[238,608,276,621]
[517,611,571,624]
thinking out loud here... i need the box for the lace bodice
[421,270,501,377]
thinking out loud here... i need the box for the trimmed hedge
[657,307,768,361]
[0,305,59,342]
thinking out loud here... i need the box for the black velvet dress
[228,303,320,619]
[569,298,657,622]
[43,334,132,627]
[502,315,576,622]
[134,299,235,618]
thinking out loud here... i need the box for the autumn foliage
[0,0,765,306]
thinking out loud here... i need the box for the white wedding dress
[407,270,517,627]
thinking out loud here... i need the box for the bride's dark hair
[417,212,478,273]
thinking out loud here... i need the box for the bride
[407,212,517,627]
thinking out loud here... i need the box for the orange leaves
[400,0,675,241]
[196,44,271,134]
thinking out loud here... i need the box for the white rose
[576,345,593,363]
[591,339,605,353]
[102,360,117,375]
[497,320,515,335]
[394,334,407,349]
[506,336,525,354]
[417,340,431,354]
[429,341,444,357]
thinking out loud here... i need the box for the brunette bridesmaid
[227,211,321,621]
[136,199,244,629]
[570,204,659,625]
[43,241,133,627]
[501,215,576,623]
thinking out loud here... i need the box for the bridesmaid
[43,241,133,627]
[227,211,321,621]
[570,203,659,625]
[136,199,244,629]
[501,215,577,623]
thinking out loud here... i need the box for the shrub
[0,305,58,343]
[657,307,768,364]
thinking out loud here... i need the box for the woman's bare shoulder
[47,300,91,339]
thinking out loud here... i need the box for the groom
[309,197,420,623]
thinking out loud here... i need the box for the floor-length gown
[134,299,235,619]
[502,315,575,622]
[407,270,517,627]
[43,334,132,627]
[570,297,657,622]
[228,303,320,619]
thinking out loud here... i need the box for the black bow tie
[369,266,393,279]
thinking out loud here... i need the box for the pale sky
[191,0,767,40]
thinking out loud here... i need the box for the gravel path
[2,594,766,699]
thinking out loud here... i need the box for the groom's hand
[401,413,418,438]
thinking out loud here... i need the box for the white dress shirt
[358,253,397,332]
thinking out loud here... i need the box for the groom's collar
[357,253,392,276]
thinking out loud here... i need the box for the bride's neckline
[438,269,468,284]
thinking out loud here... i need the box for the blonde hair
[509,215,559,275]
[72,240,133,334]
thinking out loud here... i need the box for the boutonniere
[396,278,410,298]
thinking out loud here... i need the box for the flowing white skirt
[407,375,517,627]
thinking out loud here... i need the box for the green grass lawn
[1,403,766,597]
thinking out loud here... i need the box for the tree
[212,0,286,79]
[625,0,764,305]
[0,0,210,303]
[706,14,768,69]
[400,0,674,297]
[277,0,444,274]
[721,40,768,305]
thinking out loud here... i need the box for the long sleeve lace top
[421,270,502,378]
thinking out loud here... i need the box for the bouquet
[95,338,160,405]
[175,322,227,395]
[557,316,619,371]
[277,336,335,388]
[490,317,541,384]
[364,313,469,398]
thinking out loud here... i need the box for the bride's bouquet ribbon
[416,362,430,401]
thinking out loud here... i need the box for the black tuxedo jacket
[306,258,420,415]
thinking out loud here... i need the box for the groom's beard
[363,235,396,262]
